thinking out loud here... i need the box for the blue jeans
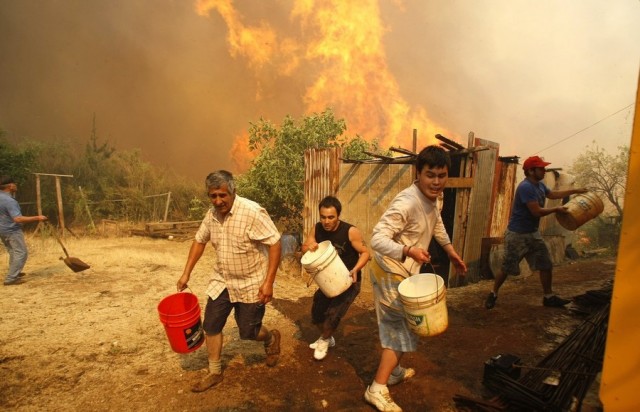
[1,231,28,283]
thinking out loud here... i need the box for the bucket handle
[304,259,335,288]
[420,263,445,304]
[177,287,204,310]
[305,272,317,288]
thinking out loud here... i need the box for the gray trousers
[1,231,28,283]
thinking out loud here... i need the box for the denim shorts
[502,230,552,275]
[370,257,418,352]
[202,289,265,340]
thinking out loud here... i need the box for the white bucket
[301,240,352,298]
[398,273,448,337]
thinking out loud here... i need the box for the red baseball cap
[522,156,551,171]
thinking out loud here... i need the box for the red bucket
[157,292,204,354]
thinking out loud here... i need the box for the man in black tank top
[301,196,370,361]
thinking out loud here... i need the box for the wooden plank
[339,162,412,257]
[489,160,517,237]
[390,146,416,156]
[304,148,342,241]
[440,142,460,152]
[363,151,395,160]
[462,138,499,283]
[446,177,474,188]
[449,146,491,156]
[145,221,201,233]
[435,133,465,150]
[450,132,475,286]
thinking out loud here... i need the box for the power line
[534,103,635,155]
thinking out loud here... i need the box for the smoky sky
[1,0,638,180]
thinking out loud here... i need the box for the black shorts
[311,282,361,330]
[202,289,265,340]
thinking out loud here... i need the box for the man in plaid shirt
[177,170,282,393]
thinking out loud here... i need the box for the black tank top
[315,221,361,282]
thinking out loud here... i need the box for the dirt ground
[0,233,614,411]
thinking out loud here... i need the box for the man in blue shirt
[0,176,48,286]
[485,157,587,309]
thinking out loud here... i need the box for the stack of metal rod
[480,284,611,411]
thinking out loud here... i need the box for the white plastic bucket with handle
[301,240,352,298]
[398,273,448,337]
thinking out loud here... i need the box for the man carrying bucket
[176,170,282,393]
[301,196,370,361]
[484,156,588,310]
[366,145,467,412]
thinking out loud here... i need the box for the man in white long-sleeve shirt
[364,145,467,412]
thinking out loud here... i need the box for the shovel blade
[64,257,91,273]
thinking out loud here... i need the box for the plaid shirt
[195,195,281,303]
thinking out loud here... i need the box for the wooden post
[78,186,96,231]
[33,173,74,238]
[412,128,417,152]
[55,176,65,236]
[163,192,171,222]
[412,128,418,178]
[33,174,43,235]
[450,132,475,286]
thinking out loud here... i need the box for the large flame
[228,130,256,172]
[196,0,452,171]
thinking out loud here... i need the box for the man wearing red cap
[485,156,588,309]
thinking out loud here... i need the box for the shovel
[47,224,91,272]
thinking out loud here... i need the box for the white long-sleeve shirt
[371,183,451,274]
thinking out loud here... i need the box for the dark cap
[0,176,16,186]
[522,156,551,171]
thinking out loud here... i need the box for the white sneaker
[387,367,415,386]
[309,336,335,349]
[364,386,402,412]
[313,337,331,360]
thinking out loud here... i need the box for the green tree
[236,109,349,231]
[236,109,387,232]
[2,125,204,226]
[0,131,39,182]
[342,135,389,160]
[568,143,628,218]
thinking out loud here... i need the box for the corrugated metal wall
[489,160,518,237]
[303,148,414,248]
[461,138,498,282]
[451,133,474,280]
[337,162,414,243]
[303,148,343,239]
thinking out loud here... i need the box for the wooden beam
[345,156,415,164]
[446,177,474,188]
[412,129,417,153]
[163,192,172,222]
[389,146,416,156]
[435,134,465,150]
[33,174,43,235]
[33,173,74,178]
[440,142,460,152]
[449,146,491,156]
[363,151,395,160]
[78,186,96,231]
[32,173,74,237]
[54,176,65,237]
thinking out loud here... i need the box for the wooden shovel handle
[45,222,70,258]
